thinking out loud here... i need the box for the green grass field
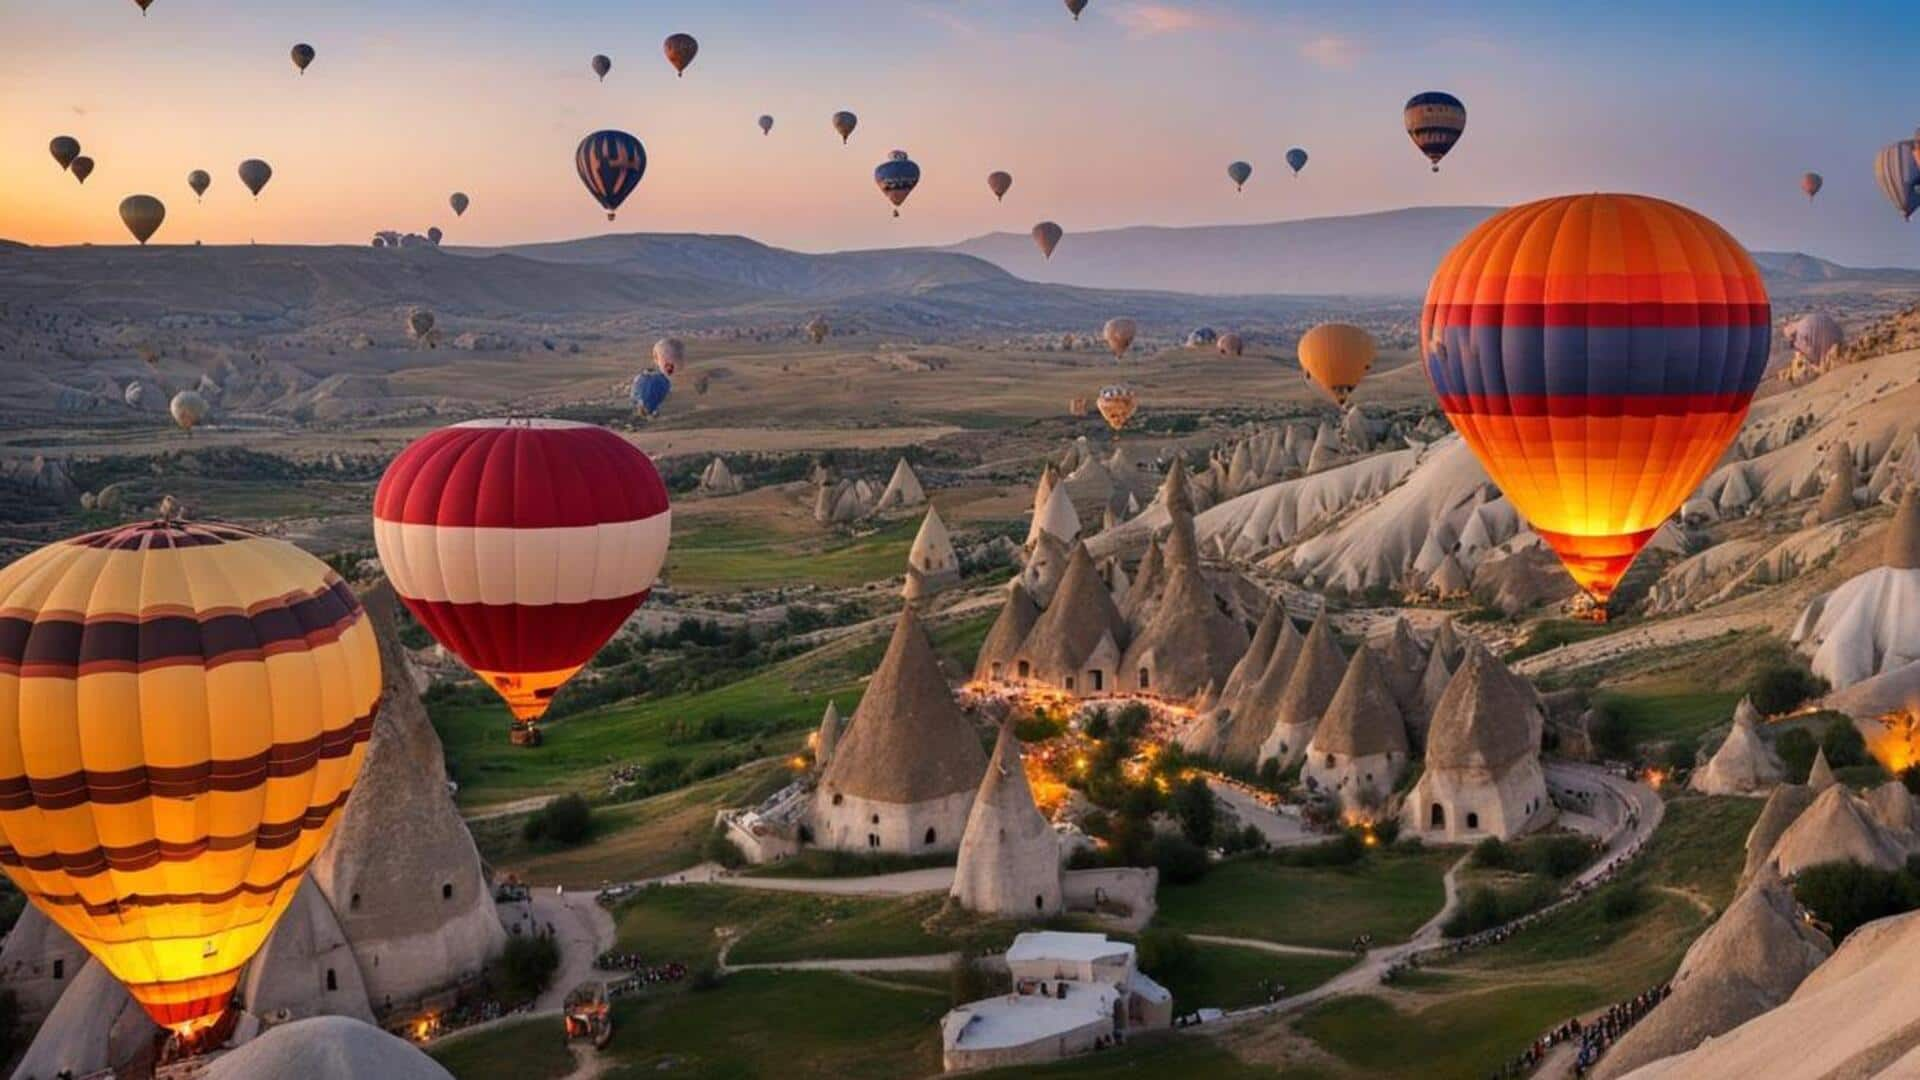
[428,1016,575,1080]
[1153,943,1354,1013]
[667,517,921,593]
[976,1034,1317,1079]
[1594,682,1743,745]
[1154,848,1455,950]
[609,884,1006,969]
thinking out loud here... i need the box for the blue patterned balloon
[1285,147,1308,176]
[873,151,921,217]
[631,370,672,417]
[576,131,647,221]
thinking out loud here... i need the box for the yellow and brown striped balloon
[0,520,379,1035]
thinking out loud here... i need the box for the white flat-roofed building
[940,932,1171,1072]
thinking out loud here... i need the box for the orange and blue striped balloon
[575,130,647,221]
[1422,194,1770,607]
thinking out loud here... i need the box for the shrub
[1587,705,1634,760]
[1171,777,1217,847]
[1794,861,1920,943]
[1150,834,1211,885]
[1821,714,1869,768]
[1601,881,1647,923]
[522,793,593,847]
[703,825,747,870]
[1903,763,1920,796]
[1082,709,1111,740]
[1746,660,1828,715]
[1255,757,1283,791]
[688,964,723,992]
[1274,832,1365,868]
[949,952,1004,1006]
[1113,703,1151,739]
[1441,879,1558,938]
[1528,835,1594,879]
[1662,736,1700,773]
[1776,727,1818,782]
[1136,929,1197,981]
[1470,838,1514,871]
[495,932,561,1001]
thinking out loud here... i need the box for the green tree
[1171,777,1218,847]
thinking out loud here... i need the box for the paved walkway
[1208,781,1319,848]
[1189,934,1353,959]
[706,866,955,897]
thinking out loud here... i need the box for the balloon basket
[510,723,545,748]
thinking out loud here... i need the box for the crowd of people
[594,950,688,985]
[408,994,536,1043]
[1488,983,1672,1077]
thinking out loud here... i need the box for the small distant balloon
[49,137,80,171]
[118,195,166,245]
[806,316,830,344]
[291,43,315,74]
[1032,221,1064,260]
[988,171,1013,202]
[1217,332,1245,358]
[1286,147,1309,176]
[450,192,469,217]
[653,337,685,377]
[1800,172,1822,201]
[874,151,921,217]
[1404,91,1466,172]
[759,115,774,136]
[169,389,208,431]
[124,381,148,408]
[1065,0,1089,20]
[576,130,648,221]
[632,370,672,417]
[69,157,94,185]
[663,33,698,77]
[832,111,858,144]
[406,307,436,343]
[133,0,153,13]
[591,54,612,81]
[238,158,273,198]
[1227,161,1252,191]
[1102,317,1136,360]
[188,169,211,200]
[1875,141,1920,221]
[427,226,443,246]
[1299,322,1377,407]
[1097,385,1137,433]
[1186,326,1218,349]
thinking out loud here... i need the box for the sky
[2,0,1918,267]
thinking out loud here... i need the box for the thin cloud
[1298,34,1361,70]
[1113,3,1233,38]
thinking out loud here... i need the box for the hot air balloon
[1227,161,1252,191]
[1185,326,1217,349]
[1784,313,1845,371]
[238,158,273,198]
[406,307,436,344]
[1066,0,1089,19]
[49,137,79,171]
[1032,221,1063,259]
[1297,323,1375,407]
[874,151,921,217]
[1423,193,1769,612]
[1097,385,1137,432]
[450,192,469,217]
[1404,91,1466,172]
[124,380,148,408]
[1286,147,1308,176]
[291,43,315,74]
[806,316,830,344]
[576,130,647,221]
[0,519,379,1037]
[988,171,1013,202]
[1102,317,1137,360]
[69,157,93,185]
[169,389,209,431]
[133,0,153,13]
[1217,332,1245,358]
[832,111,858,144]
[373,419,671,741]
[663,33,698,76]
[1875,141,1920,221]
[426,226,444,246]
[632,370,672,417]
[1800,172,1823,201]
[759,114,774,136]
[187,169,211,200]
[591,54,612,81]
[653,337,685,377]
[119,195,166,245]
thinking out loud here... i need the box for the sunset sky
[2,0,1917,267]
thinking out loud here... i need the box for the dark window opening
[326,969,337,992]
[442,883,453,901]
[1137,667,1150,690]
[924,827,937,845]
[1430,803,1445,828]
[52,959,63,980]
[1466,812,1480,830]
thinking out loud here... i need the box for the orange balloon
[1297,323,1375,406]
[1421,193,1770,606]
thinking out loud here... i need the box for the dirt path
[1511,611,1771,678]
[1189,935,1354,960]
[705,866,955,897]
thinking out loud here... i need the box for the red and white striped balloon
[373,419,670,727]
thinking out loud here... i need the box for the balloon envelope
[1404,91,1466,171]
[1784,313,1844,368]
[806,316,830,344]
[238,158,273,197]
[632,370,673,417]
[406,307,436,340]
[49,136,79,171]
[874,151,921,213]
[450,192,469,216]
[119,195,166,245]
[759,114,774,135]
[187,169,211,199]
[1032,221,1063,259]
[663,33,697,75]
[1875,141,1920,220]
[1066,0,1088,17]
[1800,172,1822,200]
[653,337,685,377]
[1097,385,1137,432]
[1286,147,1308,176]
[988,171,1013,201]
[1422,193,1769,605]
[591,54,611,80]
[1227,161,1252,190]
[291,43,314,72]
[69,157,93,184]
[576,130,648,220]
[1102,317,1137,360]
[832,111,858,144]
[1217,332,1244,357]
[170,389,209,429]
[374,419,671,726]
[0,521,379,1036]
[1297,323,1375,407]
